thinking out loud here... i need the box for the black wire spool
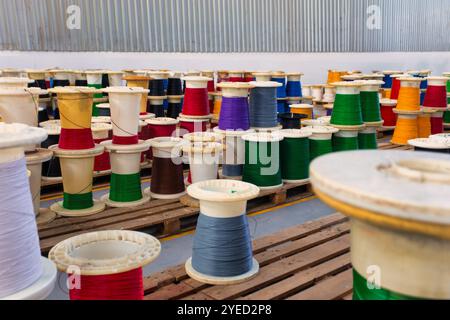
[149,79,166,97]
[52,79,70,87]
[41,134,62,178]
[148,101,166,118]
[278,113,308,129]
[167,78,183,96]
[75,80,88,86]
[28,79,50,99]
[167,101,182,119]
[38,107,50,123]
[101,73,109,96]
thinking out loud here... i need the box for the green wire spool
[330,82,364,128]
[444,110,450,125]
[359,80,384,125]
[333,130,359,152]
[278,129,312,183]
[302,126,339,161]
[358,127,378,150]
[242,132,284,189]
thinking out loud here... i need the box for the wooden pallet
[378,142,413,151]
[143,213,352,300]
[38,180,313,253]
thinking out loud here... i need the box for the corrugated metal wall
[0,0,449,52]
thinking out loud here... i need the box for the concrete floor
[42,183,334,300]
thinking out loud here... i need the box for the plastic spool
[310,150,450,300]
[252,72,272,82]
[49,230,161,300]
[183,142,223,184]
[327,70,346,84]
[40,121,62,181]
[0,123,57,300]
[302,125,339,161]
[408,135,450,154]
[92,122,112,173]
[123,75,151,115]
[286,72,303,99]
[322,85,336,103]
[95,103,111,117]
[390,73,410,100]
[146,117,179,139]
[211,92,223,119]
[181,76,212,118]
[0,77,33,89]
[213,127,254,178]
[145,137,187,199]
[228,70,246,82]
[244,71,255,82]
[167,95,183,119]
[178,116,210,136]
[423,76,448,110]
[147,95,166,118]
[26,70,50,97]
[358,80,384,127]
[417,109,432,138]
[50,144,105,217]
[290,103,314,120]
[103,86,149,145]
[200,70,216,98]
[0,68,27,78]
[167,74,183,98]
[310,85,324,102]
[106,71,124,87]
[0,87,44,129]
[341,74,363,82]
[330,81,365,130]
[73,70,88,86]
[147,71,169,117]
[271,72,287,113]
[380,98,398,129]
[278,113,307,129]
[242,132,284,190]
[49,87,98,150]
[302,85,312,98]
[279,129,311,183]
[85,71,105,116]
[248,81,281,129]
[49,69,72,87]
[217,70,229,88]
[302,117,331,127]
[382,70,402,89]
[333,130,359,152]
[185,179,260,285]
[217,82,254,131]
[91,116,111,123]
[101,140,151,208]
[358,127,378,150]
[392,111,420,145]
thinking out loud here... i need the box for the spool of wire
[96,103,111,117]
[217,82,254,131]
[148,96,167,118]
[358,127,378,150]
[359,80,384,126]
[124,75,151,116]
[92,123,112,173]
[286,72,303,99]
[330,81,365,129]
[391,113,419,145]
[242,132,284,190]
[228,70,246,82]
[417,110,432,138]
[279,129,311,183]
[167,96,183,119]
[40,121,62,181]
[302,126,338,161]
[185,179,260,285]
[49,230,161,300]
[408,135,450,154]
[333,130,359,152]
[290,103,314,120]
[380,99,398,129]
[182,142,223,184]
[181,76,211,118]
[381,70,402,89]
[167,74,183,96]
[278,113,307,129]
[248,81,281,129]
[252,72,272,82]
[178,116,210,136]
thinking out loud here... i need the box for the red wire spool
[181,76,211,117]
[228,70,246,82]
[145,117,180,159]
[48,230,161,300]
[430,113,444,135]
[178,117,209,136]
[380,99,398,127]
[92,123,112,172]
[423,77,448,109]
[390,74,407,100]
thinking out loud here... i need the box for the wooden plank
[252,213,347,253]
[286,269,353,300]
[240,253,351,300]
[342,292,353,300]
[181,292,215,300]
[200,234,350,300]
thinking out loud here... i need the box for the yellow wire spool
[391,113,419,145]
[290,104,313,120]
[396,78,422,112]
[417,113,431,138]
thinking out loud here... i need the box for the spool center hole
[380,158,450,184]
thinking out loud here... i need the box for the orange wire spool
[391,113,419,145]
[417,111,432,138]
[382,88,392,99]
[327,70,347,84]
[395,77,422,112]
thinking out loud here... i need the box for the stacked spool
[358,80,384,150]
[217,70,229,89]
[391,77,422,145]
[0,68,27,77]
[242,132,284,190]
[124,74,152,118]
[49,69,73,120]
[314,85,335,118]
[0,123,57,300]
[95,103,111,117]
[381,70,402,98]
[422,76,448,135]
[106,71,124,87]
[210,92,222,127]
[408,134,450,154]
[301,126,338,161]
[145,117,179,160]
[74,70,88,86]
[101,86,151,208]
[183,71,202,93]
[228,70,246,82]
[443,72,450,128]
[249,81,282,131]
[48,87,106,217]
[147,71,170,117]
[40,120,62,183]
[185,179,260,285]
[200,70,216,114]
[290,103,314,121]
[252,72,273,82]
[0,85,56,224]
[380,99,398,130]
[286,72,303,107]
[278,129,312,183]
[92,122,113,174]
[300,85,314,105]
[271,72,288,113]
[311,150,450,300]
[166,72,184,119]
[330,81,365,151]
[327,70,348,84]
[49,230,160,300]
[145,137,187,199]
[389,73,410,100]
[409,69,432,105]
[85,71,108,116]
[215,82,255,178]
[180,76,212,130]
[302,116,332,127]
[27,69,51,123]
[244,71,255,82]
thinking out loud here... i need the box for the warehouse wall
[0,0,449,52]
